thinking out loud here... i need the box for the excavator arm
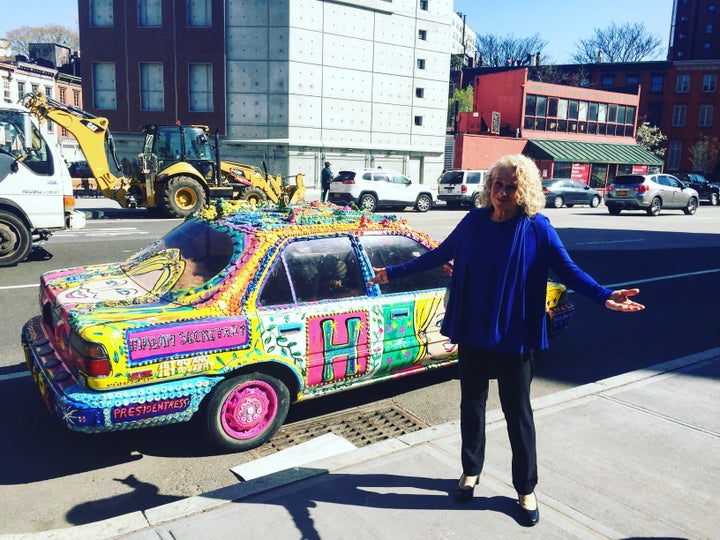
[20,91,130,207]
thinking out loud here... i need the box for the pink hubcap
[221,380,277,440]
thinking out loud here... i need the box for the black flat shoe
[453,474,479,503]
[518,493,540,527]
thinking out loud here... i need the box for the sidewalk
[17,348,719,540]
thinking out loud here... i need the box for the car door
[255,236,379,398]
[665,175,687,207]
[390,172,415,205]
[371,171,392,206]
[359,233,456,378]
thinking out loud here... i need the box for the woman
[368,154,644,527]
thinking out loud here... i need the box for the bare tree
[571,22,663,63]
[476,33,548,67]
[5,25,79,58]
[528,65,592,87]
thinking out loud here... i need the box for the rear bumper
[22,316,218,433]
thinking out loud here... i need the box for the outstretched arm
[605,288,645,312]
[367,267,388,286]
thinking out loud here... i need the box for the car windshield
[439,171,464,185]
[613,175,645,185]
[120,219,239,303]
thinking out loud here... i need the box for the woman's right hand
[367,267,388,286]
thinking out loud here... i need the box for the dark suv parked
[675,172,720,206]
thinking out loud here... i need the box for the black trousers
[457,344,538,495]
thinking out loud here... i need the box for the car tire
[201,372,290,452]
[590,195,601,208]
[565,203,575,208]
[414,194,432,212]
[471,193,481,208]
[684,197,698,215]
[710,192,719,206]
[608,206,621,215]
[161,176,207,218]
[0,210,32,267]
[359,193,377,212]
[552,195,564,208]
[647,197,662,216]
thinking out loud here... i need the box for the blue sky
[453,0,675,63]
[2,0,675,65]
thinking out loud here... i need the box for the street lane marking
[576,239,645,245]
[0,284,39,290]
[603,268,720,289]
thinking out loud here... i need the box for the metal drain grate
[249,402,428,458]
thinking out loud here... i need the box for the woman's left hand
[605,288,645,312]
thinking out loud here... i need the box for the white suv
[437,169,487,208]
[327,168,436,212]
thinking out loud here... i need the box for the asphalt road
[1,201,719,534]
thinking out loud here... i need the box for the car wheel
[201,372,290,452]
[590,195,601,208]
[608,206,621,216]
[415,194,432,212]
[471,193,481,208]
[359,193,377,212]
[552,195,564,208]
[684,197,698,215]
[710,192,719,206]
[0,210,32,267]
[647,197,662,216]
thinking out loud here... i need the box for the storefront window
[547,97,558,117]
[525,94,536,116]
[557,99,568,119]
[578,101,588,121]
[536,96,547,117]
[598,103,607,123]
[590,164,608,189]
[554,163,572,177]
[608,104,617,123]
[569,100,579,119]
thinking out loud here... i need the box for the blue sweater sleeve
[546,223,612,305]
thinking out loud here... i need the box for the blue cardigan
[387,208,612,354]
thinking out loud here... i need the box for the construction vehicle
[0,100,85,266]
[20,91,305,218]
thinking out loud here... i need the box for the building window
[650,75,664,93]
[667,140,682,170]
[418,29,427,41]
[73,90,80,107]
[140,63,164,110]
[93,62,117,109]
[90,0,114,27]
[602,75,614,89]
[626,75,639,89]
[187,0,211,27]
[676,74,690,93]
[672,104,686,126]
[189,63,213,112]
[414,116,423,126]
[59,87,66,102]
[699,104,713,127]
[138,0,162,27]
[416,59,425,70]
[3,80,10,103]
[419,0,428,10]
[703,74,717,92]
[415,87,424,98]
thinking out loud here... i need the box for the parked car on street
[674,172,720,206]
[327,168,435,212]
[437,169,487,208]
[22,201,574,452]
[604,173,699,216]
[542,178,602,208]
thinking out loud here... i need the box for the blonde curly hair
[479,154,546,217]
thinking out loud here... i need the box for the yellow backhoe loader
[21,91,304,218]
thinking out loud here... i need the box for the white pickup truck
[0,101,85,266]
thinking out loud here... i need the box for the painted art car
[22,201,574,452]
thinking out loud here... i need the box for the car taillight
[70,333,111,377]
[542,187,549,194]
[635,185,650,192]
[461,185,467,193]
[342,179,355,184]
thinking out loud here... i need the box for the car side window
[466,172,481,184]
[360,235,451,294]
[391,174,410,185]
[362,173,372,180]
[258,237,366,306]
[374,173,390,183]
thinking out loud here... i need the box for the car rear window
[439,171,464,185]
[613,175,645,185]
[333,171,356,182]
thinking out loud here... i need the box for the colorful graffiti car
[23,200,575,451]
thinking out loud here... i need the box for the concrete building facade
[78,0,453,188]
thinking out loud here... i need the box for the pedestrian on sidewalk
[368,154,644,527]
[321,161,333,202]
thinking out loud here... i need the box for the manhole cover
[249,402,428,458]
